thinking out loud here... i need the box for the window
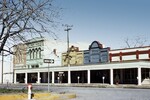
[17,50,22,63]
[91,54,100,63]
[35,65,39,68]
[29,49,32,59]
[35,48,38,59]
[31,65,39,68]
[19,52,22,63]
[32,49,35,59]
[38,48,42,58]
[31,65,35,68]
[28,65,30,68]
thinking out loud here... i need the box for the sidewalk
[45,83,150,89]
[1,83,150,89]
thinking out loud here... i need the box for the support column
[25,73,28,84]
[52,71,55,84]
[138,67,141,85]
[110,69,113,85]
[68,68,71,84]
[120,69,123,84]
[37,72,40,84]
[88,70,91,84]
[149,69,150,78]
[14,73,16,84]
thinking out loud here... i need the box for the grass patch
[0,88,24,94]
[0,88,43,94]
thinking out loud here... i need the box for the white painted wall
[110,46,150,53]
[43,39,67,67]
[139,54,149,59]
[43,39,89,67]
[122,55,136,61]
[0,55,13,84]
[111,56,120,62]
[110,46,150,62]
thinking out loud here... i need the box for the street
[69,87,150,100]
[0,84,150,100]
[48,86,150,100]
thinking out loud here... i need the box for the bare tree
[0,0,60,54]
[125,36,147,48]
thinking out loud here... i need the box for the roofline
[110,46,150,51]
[25,37,45,44]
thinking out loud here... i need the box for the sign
[44,59,54,63]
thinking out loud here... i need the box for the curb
[0,92,76,100]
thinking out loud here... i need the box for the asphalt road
[47,86,150,100]
[0,84,150,100]
[70,87,150,100]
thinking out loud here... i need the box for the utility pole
[64,24,73,63]
[1,51,4,84]
[63,24,73,84]
[1,0,7,84]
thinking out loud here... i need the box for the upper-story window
[29,48,42,59]
[17,52,20,63]
[16,49,23,63]
[32,49,35,59]
[38,48,42,59]
[35,48,38,59]
[29,49,32,59]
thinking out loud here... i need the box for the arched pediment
[89,41,103,50]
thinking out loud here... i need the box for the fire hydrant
[28,83,34,100]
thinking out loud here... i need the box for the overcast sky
[53,0,150,49]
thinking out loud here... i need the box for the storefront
[13,39,150,85]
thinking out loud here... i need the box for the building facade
[13,43,27,68]
[62,45,84,66]
[14,37,67,83]
[13,38,150,85]
[13,43,27,83]
[84,41,109,64]
[109,47,150,84]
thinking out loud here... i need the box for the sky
[53,0,150,49]
[1,0,150,83]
